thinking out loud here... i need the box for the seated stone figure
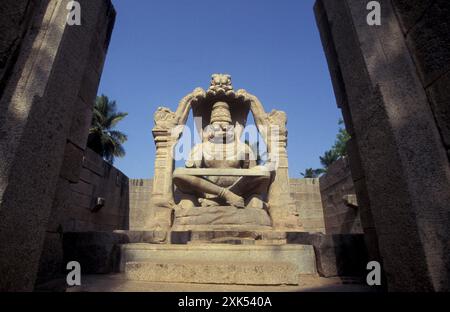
[173,101,271,210]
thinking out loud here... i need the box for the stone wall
[129,179,153,230]
[319,157,362,234]
[37,148,129,286]
[289,178,325,233]
[64,148,129,232]
[129,178,325,233]
[0,0,116,291]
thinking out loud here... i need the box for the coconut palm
[87,95,128,164]
[319,149,340,169]
[301,168,325,178]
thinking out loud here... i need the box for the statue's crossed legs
[173,173,270,209]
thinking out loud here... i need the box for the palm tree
[301,168,325,178]
[87,95,128,164]
[319,149,340,169]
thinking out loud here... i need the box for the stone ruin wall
[37,148,129,285]
[319,157,363,234]
[60,148,129,233]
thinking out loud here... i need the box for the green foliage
[301,118,351,177]
[319,149,340,168]
[320,118,350,169]
[333,118,351,157]
[300,168,325,178]
[87,95,128,164]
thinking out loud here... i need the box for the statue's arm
[185,144,203,168]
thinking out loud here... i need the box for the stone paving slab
[66,274,375,292]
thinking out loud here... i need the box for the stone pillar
[148,128,177,229]
[0,0,115,291]
[266,115,299,229]
[314,0,450,291]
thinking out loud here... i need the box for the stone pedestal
[173,206,271,230]
[120,243,317,285]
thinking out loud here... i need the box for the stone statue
[147,74,302,231]
[173,101,271,210]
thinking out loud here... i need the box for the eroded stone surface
[125,260,299,285]
[174,206,272,228]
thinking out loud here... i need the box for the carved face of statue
[205,101,236,144]
[205,121,235,144]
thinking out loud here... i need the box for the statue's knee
[173,174,189,186]
[257,175,271,185]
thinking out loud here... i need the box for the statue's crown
[209,74,233,93]
[211,101,232,124]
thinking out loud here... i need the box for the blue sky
[98,0,341,178]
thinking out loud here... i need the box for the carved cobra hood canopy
[153,74,287,148]
[191,74,250,136]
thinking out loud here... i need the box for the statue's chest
[202,143,241,168]
[203,158,240,168]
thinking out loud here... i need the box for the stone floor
[66,274,375,292]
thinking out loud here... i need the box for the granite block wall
[319,157,363,234]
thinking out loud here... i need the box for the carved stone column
[266,111,301,229]
[146,109,179,229]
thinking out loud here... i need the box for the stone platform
[63,231,368,282]
[119,243,317,285]
[172,206,272,231]
[65,274,374,292]
[125,260,299,285]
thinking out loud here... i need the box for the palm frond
[87,95,128,164]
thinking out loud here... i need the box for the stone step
[125,260,299,285]
[119,243,317,276]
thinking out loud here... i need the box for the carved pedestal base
[172,206,272,231]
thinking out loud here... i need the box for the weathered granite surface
[315,0,450,291]
[174,206,272,228]
[287,232,368,278]
[319,157,362,234]
[120,243,317,282]
[0,0,116,291]
[63,232,129,274]
[125,260,300,285]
